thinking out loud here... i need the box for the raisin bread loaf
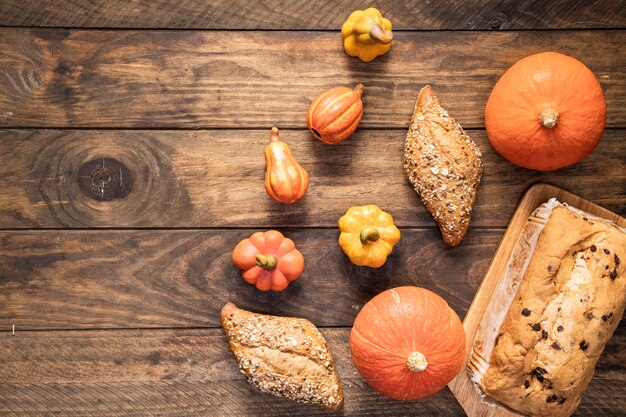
[473,204,625,416]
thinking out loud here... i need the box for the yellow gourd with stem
[341,8,393,62]
[338,205,401,268]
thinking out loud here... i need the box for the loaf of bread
[404,85,483,247]
[221,303,343,411]
[469,201,625,416]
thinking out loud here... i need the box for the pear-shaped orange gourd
[264,127,309,204]
[306,84,364,144]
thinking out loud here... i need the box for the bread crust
[403,85,483,247]
[480,206,626,417]
[221,303,343,411]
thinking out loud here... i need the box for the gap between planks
[0,226,508,231]
[2,322,623,334]
[0,325,357,333]
[0,126,625,130]
[2,26,626,32]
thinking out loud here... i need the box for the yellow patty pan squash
[341,8,393,62]
[338,204,401,268]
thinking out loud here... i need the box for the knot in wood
[490,18,502,29]
[77,157,133,201]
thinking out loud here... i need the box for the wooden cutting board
[448,182,626,417]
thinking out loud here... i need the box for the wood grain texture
[0,0,624,30]
[0,29,624,129]
[0,3,623,416]
[0,328,464,416]
[0,129,623,228]
[0,327,622,416]
[0,228,499,329]
[449,184,625,416]
[0,381,465,417]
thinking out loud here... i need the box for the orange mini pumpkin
[232,230,304,291]
[485,52,606,171]
[264,127,309,204]
[306,84,364,144]
[350,286,466,400]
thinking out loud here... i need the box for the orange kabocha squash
[485,52,606,171]
[232,230,304,291]
[306,84,364,144]
[350,286,466,400]
[264,127,309,204]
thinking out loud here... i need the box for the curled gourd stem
[359,227,380,245]
[369,24,393,45]
[407,351,428,372]
[270,127,280,142]
[255,254,278,270]
[353,83,365,98]
[540,108,559,128]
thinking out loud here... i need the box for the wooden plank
[2,328,622,386]
[0,328,622,416]
[1,380,621,417]
[0,129,623,228]
[0,381,465,417]
[449,183,625,416]
[0,29,624,129]
[0,228,502,329]
[0,0,624,30]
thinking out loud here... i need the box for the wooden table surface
[0,1,624,416]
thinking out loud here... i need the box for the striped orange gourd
[306,84,364,144]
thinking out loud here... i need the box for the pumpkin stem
[353,83,365,98]
[407,351,428,372]
[369,24,393,45]
[255,254,278,270]
[539,109,559,128]
[269,127,280,142]
[359,227,380,245]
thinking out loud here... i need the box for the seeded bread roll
[221,303,343,411]
[403,85,483,247]
[479,206,626,417]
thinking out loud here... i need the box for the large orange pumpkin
[485,52,606,171]
[350,286,465,400]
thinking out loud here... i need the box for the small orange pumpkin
[264,127,309,204]
[232,230,304,291]
[485,52,606,171]
[350,286,466,400]
[306,84,364,144]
